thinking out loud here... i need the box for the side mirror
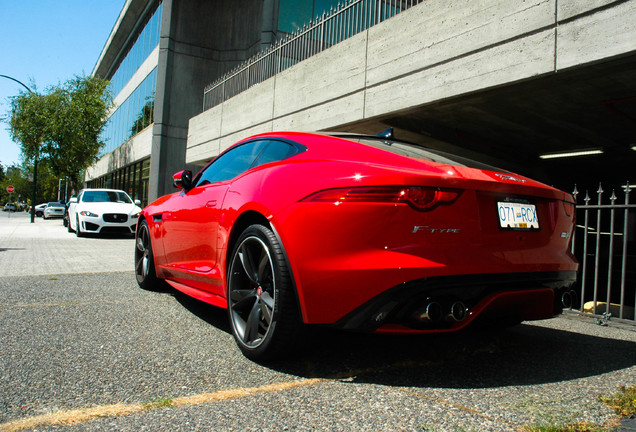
[173,170,193,190]
[69,197,77,204]
[134,199,141,206]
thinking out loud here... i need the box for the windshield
[81,190,132,204]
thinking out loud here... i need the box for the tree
[0,161,58,206]
[130,99,154,137]
[7,75,112,192]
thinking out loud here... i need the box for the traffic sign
[6,185,14,193]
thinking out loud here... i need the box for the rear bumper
[333,270,577,332]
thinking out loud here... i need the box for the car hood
[78,202,142,214]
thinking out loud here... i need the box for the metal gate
[570,183,635,325]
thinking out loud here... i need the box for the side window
[252,140,296,167]
[196,141,267,186]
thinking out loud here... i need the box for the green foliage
[6,75,112,192]
[130,99,154,137]
[0,161,61,205]
[524,423,603,432]
[143,397,174,410]
[598,386,636,418]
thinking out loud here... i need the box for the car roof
[81,188,128,193]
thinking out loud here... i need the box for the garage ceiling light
[539,149,603,159]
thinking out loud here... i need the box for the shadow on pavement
[173,290,636,389]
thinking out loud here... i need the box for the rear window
[349,137,507,172]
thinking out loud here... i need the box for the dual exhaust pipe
[412,300,467,324]
[561,290,578,309]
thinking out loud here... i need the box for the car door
[160,140,270,294]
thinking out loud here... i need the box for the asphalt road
[1,212,635,431]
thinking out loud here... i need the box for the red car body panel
[139,131,578,331]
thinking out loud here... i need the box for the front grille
[103,213,128,223]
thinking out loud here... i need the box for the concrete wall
[149,0,268,200]
[86,125,153,180]
[186,0,636,164]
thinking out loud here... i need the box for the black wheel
[227,224,301,361]
[135,220,160,290]
[75,216,83,237]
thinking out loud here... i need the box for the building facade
[88,0,342,205]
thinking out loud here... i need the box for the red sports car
[135,130,578,360]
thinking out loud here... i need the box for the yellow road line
[0,379,324,432]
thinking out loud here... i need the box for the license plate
[497,201,539,230]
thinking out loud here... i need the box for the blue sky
[0,0,126,168]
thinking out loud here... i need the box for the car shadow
[173,290,232,333]
[172,292,636,389]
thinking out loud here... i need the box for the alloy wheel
[135,223,151,283]
[228,236,276,348]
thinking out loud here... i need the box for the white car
[43,202,65,219]
[67,189,142,237]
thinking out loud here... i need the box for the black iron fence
[202,0,425,111]
[570,183,635,325]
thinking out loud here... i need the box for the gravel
[1,271,635,431]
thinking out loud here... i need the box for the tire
[135,220,160,290]
[227,224,301,361]
[75,216,84,237]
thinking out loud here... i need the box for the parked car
[67,189,142,237]
[43,202,65,219]
[33,203,47,217]
[134,131,578,361]
[3,203,17,212]
[62,198,75,228]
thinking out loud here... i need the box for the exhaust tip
[447,301,467,322]
[413,302,443,323]
[568,290,578,309]
[561,291,572,309]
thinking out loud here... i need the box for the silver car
[43,202,65,219]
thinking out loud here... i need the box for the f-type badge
[495,173,527,183]
[412,226,461,234]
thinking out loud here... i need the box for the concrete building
[88,0,344,204]
[88,0,636,204]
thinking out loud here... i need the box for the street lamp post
[1,74,40,223]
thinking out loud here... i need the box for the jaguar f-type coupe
[135,131,578,360]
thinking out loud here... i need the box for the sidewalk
[0,211,135,277]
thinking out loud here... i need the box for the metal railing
[571,183,635,325]
[203,0,424,110]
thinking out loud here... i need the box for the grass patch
[524,422,603,432]
[598,386,636,418]
[143,398,174,410]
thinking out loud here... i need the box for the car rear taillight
[303,186,460,211]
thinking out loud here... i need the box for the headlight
[80,211,98,217]
[131,212,140,219]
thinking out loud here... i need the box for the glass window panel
[196,141,267,186]
[278,0,312,33]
